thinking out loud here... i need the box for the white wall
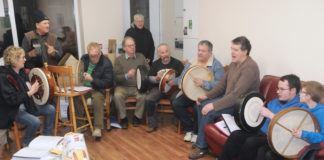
[199,0,324,83]
[80,0,123,54]
[161,0,183,60]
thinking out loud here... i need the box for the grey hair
[157,43,169,50]
[134,13,144,20]
[198,40,213,51]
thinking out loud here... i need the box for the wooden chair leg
[81,95,94,133]
[54,97,61,136]
[5,143,10,150]
[106,92,111,130]
[69,97,77,132]
[13,122,21,150]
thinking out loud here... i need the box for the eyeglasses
[299,90,309,95]
[125,44,136,48]
[89,53,100,58]
[276,87,290,92]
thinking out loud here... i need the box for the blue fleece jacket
[301,103,324,143]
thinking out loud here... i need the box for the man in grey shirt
[113,36,149,129]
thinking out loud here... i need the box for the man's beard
[162,56,170,64]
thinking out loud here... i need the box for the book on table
[12,136,63,160]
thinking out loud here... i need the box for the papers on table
[70,86,92,92]
[12,136,63,160]
[57,86,92,93]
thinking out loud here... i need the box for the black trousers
[219,130,268,160]
[257,144,284,160]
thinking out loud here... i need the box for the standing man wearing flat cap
[22,10,63,69]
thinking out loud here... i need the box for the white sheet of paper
[214,120,230,136]
[222,114,241,133]
[28,136,63,150]
[69,86,92,92]
[13,136,63,159]
[13,147,51,159]
[0,57,4,66]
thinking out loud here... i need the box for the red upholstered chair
[204,75,324,159]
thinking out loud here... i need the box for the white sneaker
[92,128,101,137]
[190,134,197,143]
[184,132,192,142]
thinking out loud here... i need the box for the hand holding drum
[291,129,302,138]
[29,81,40,96]
[193,77,203,87]
[167,78,175,86]
[259,105,275,119]
[127,68,136,78]
[156,71,165,81]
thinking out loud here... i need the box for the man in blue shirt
[172,40,225,143]
[219,74,304,160]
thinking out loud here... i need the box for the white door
[183,0,199,60]
[122,0,160,60]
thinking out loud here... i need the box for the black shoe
[132,116,141,127]
[95,137,101,141]
[121,118,128,129]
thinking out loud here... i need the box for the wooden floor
[2,114,217,160]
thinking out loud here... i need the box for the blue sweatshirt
[261,94,304,134]
[301,103,324,143]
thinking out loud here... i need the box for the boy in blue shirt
[292,81,324,143]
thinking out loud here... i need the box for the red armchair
[204,75,324,159]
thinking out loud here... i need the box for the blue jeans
[16,103,56,145]
[195,97,234,149]
[171,94,197,133]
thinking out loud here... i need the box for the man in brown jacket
[189,36,260,159]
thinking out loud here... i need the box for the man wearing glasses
[74,42,113,140]
[113,37,150,129]
[125,13,155,65]
[219,74,304,160]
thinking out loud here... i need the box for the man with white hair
[125,13,155,65]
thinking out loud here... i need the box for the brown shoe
[146,127,157,133]
[188,147,208,159]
